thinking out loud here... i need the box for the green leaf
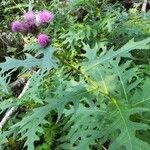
[9,82,88,150]
[131,78,150,107]
[0,75,9,94]
[60,105,150,150]
[0,46,57,78]
[82,43,99,61]
[58,104,105,150]
[11,105,50,150]
[47,82,88,122]
[81,38,150,72]
[23,43,40,53]
[23,70,48,104]
[105,106,150,150]
[0,54,39,74]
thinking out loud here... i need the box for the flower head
[11,20,22,32]
[24,11,35,22]
[36,10,54,25]
[22,21,36,32]
[23,11,36,32]
[37,33,50,48]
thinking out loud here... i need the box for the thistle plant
[0,1,150,150]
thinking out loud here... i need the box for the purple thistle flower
[22,21,36,32]
[23,11,36,32]
[11,20,22,32]
[24,11,35,22]
[36,10,54,25]
[37,33,50,48]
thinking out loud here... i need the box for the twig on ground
[0,79,30,131]
[141,0,147,13]
[102,146,107,150]
[18,80,30,99]
[0,107,15,131]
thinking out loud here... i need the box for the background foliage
[0,0,150,150]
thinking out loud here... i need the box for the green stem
[55,53,117,104]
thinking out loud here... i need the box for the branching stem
[55,54,117,104]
